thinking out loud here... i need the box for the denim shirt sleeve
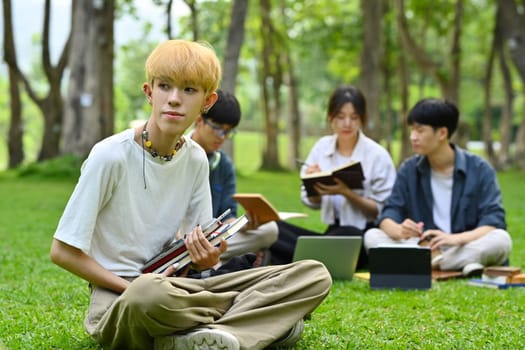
[451,148,506,231]
[209,151,238,220]
[378,156,434,226]
[379,147,507,233]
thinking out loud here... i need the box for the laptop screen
[293,236,362,280]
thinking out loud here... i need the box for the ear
[436,126,449,141]
[143,83,152,104]
[203,91,218,112]
[195,115,204,126]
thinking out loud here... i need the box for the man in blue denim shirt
[364,98,511,276]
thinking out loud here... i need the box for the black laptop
[369,245,432,290]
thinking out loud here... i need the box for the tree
[183,0,200,41]
[152,0,175,38]
[2,0,24,167]
[358,0,384,141]
[221,0,248,95]
[497,0,525,169]
[259,0,284,170]
[61,0,115,156]
[394,0,467,147]
[3,0,72,161]
[220,0,248,159]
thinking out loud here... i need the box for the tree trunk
[3,0,71,162]
[395,0,467,147]
[183,0,200,41]
[259,0,282,170]
[482,11,497,166]
[497,0,525,169]
[3,0,24,167]
[221,0,248,159]
[397,26,411,165]
[277,2,301,170]
[382,1,394,155]
[62,0,114,157]
[358,0,383,141]
[222,0,248,95]
[497,40,514,168]
[286,56,301,170]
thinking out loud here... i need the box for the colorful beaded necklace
[141,121,185,161]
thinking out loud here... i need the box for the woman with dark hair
[270,85,396,269]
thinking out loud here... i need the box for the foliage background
[1,0,525,169]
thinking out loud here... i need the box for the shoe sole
[174,329,240,350]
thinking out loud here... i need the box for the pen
[295,159,311,167]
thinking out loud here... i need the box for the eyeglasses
[203,118,237,139]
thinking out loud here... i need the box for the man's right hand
[399,219,424,239]
[184,225,227,270]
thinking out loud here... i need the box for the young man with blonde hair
[50,39,331,350]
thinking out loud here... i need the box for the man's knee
[122,274,171,312]
[363,227,386,251]
[293,259,332,293]
[255,221,279,246]
[486,228,512,262]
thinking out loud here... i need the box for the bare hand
[184,225,227,270]
[161,262,180,277]
[314,178,349,196]
[304,163,321,175]
[399,219,424,239]
[423,230,461,250]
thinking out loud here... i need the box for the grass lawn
[0,158,524,349]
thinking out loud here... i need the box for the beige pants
[85,260,331,350]
[364,228,512,270]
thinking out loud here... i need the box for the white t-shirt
[431,170,453,234]
[301,132,396,229]
[54,128,213,276]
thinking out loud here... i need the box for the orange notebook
[232,193,307,224]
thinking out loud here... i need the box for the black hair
[327,85,367,126]
[202,90,241,127]
[407,98,459,138]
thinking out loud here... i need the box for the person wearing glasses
[50,41,331,350]
[269,85,396,269]
[190,90,279,266]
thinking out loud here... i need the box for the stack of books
[468,266,525,289]
[142,212,248,274]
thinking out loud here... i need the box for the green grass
[0,156,524,349]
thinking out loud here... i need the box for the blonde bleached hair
[145,40,222,94]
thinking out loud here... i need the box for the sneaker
[462,262,484,277]
[154,328,240,350]
[270,319,304,349]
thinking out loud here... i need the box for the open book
[142,214,248,274]
[232,193,307,224]
[301,161,365,197]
